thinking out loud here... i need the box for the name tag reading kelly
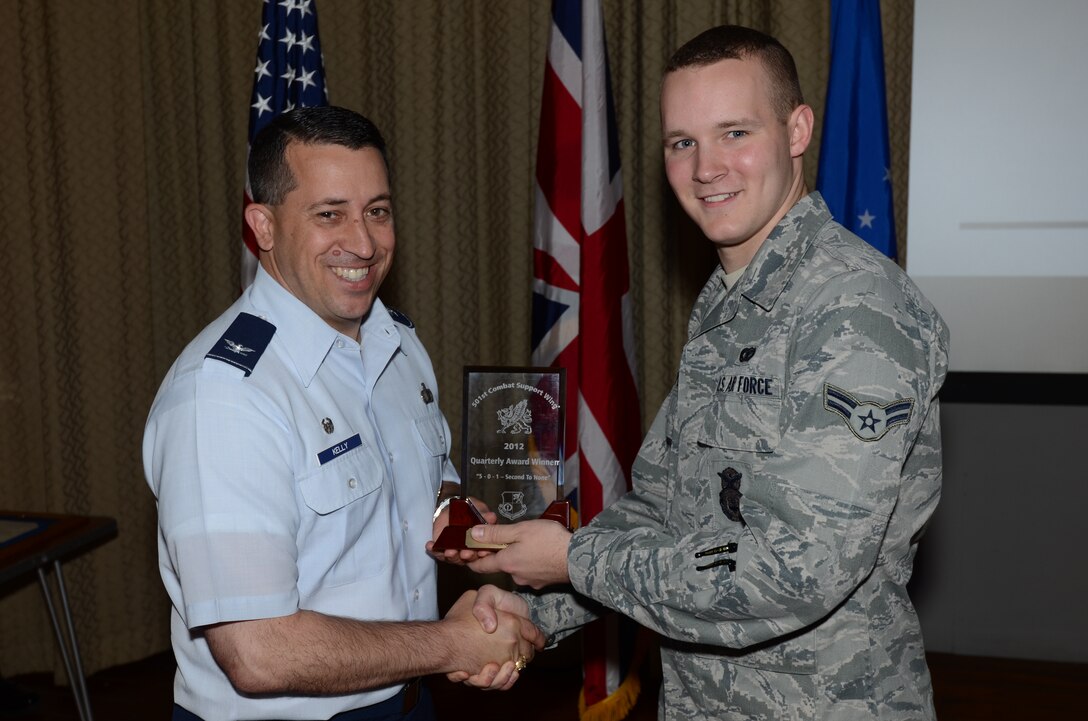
[318,434,362,465]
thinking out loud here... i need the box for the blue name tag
[317,434,362,465]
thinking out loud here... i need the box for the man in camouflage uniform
[456,25,948,720]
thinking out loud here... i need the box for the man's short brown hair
[665,25,804,122]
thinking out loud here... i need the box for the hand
[446,585,545,689]
[466,520,572,589]
[427,496,499,565]
[442,590,544,690]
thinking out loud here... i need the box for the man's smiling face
[661,56,811,271]
[247,142,395,338]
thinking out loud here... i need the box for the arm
[148,373,543,692]
[465,520,571,588]
[464,392,678,637]
[563,273,947,649]
[463,583,609,679]
[466,382,676,586]
[204,589,544,694]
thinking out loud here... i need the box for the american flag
[530,1,643,717]
[242,0,329,287]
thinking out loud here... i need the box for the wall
[907,0,1088,374]
[910,402,1088,663]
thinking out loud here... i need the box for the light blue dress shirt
[144,266,457,720]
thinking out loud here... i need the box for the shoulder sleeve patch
[386,306,415,328]
[823,383,914,442]
[205,313,276,377]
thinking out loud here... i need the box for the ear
[244,204,276,252]
[787,104,815,158]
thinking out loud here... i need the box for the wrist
[432,496,455,523]
[433,481,461,522]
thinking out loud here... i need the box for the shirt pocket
[683,631,817,698]
[697,392,782,454]
[412,409,448,488]
[725,630,817,675]
[298,443,384,514]
[678,395,782,531]
[297,443,390,585]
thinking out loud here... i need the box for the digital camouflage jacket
[528,193,949,720]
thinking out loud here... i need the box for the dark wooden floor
[5,646,1086,720]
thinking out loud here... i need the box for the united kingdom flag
[530,1,643,717]
[241,0,328,287]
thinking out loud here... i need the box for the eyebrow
[304,193,392,212]
[718,118,757,128]
[663,118,764,140]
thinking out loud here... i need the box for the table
[0,511,118,721]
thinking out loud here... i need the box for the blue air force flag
[816,0,897,259]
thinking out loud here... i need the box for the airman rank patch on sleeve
[205,313,275,377]
[824,383,914,441]
[386,306,414,328]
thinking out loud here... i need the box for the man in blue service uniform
[456,26,949,720]
[144,107,543,721]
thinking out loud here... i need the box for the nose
[693,147,727,184]
[346,217,376,258]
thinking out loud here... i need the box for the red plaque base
[431,498,575,552]
[538,499,574,530]
[431,498,506,551]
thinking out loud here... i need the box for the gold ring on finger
[515,655,528,672]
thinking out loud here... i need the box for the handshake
[439,585,543,691]
[430,498,576,690]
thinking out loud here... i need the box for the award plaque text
[431,366,569,552]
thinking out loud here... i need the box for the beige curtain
[0,0,913,678]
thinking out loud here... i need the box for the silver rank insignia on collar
[321,418,334,434]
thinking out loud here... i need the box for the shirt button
[387,453,394,464]
[413,589,420,601]
[336,339,345,349]
[402,520,409,531]
[348,478,357,489]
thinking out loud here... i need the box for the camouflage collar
[688,193,833,341]
[737,192,832,312]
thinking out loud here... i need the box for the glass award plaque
[431,366,570,551]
